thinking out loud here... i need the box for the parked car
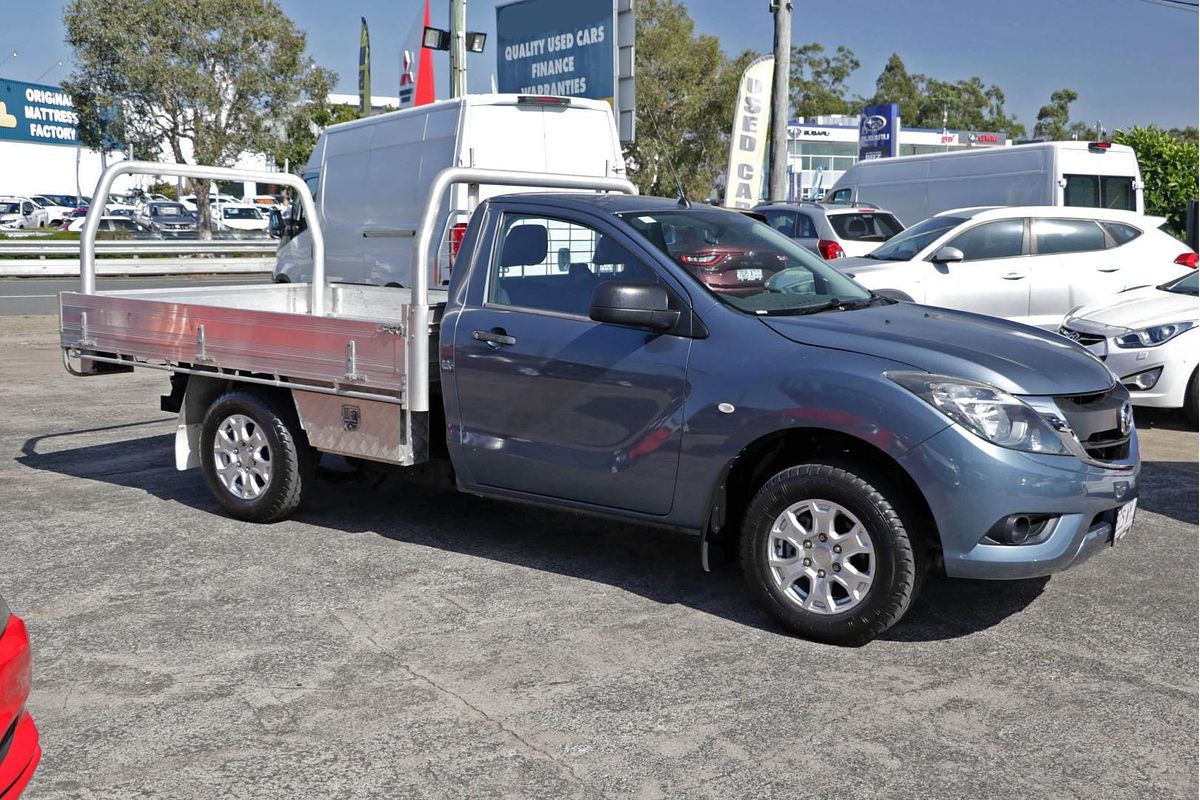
[104,204,139,219]
[65,216,154,236]
[754,201,905,259]
[1060,270,1199,425]
[30,196,74,227]
[137,201,197,236]
[836,206,1196,329]
[215,204,268,233]
[654,212,789,296]
[179,193,239,212]
[0,595,40,798]
[0,197,49,230]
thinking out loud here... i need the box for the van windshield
[618,207,873,316]
[864,216,965,261]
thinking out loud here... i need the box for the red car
[0,596,39,799]
[666,221,788,297]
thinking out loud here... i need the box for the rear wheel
[741,462,925,646]
[200,390,313,522]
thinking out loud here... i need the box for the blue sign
[0,78,82,147]
[496,0,615,101]
[858,103,899,161]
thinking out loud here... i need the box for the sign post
[858,103,899,161]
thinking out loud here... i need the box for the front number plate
[737,269,763,282]
[1113,499,1137,544]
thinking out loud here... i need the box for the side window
[1064,175,1098,208]
[765,212,795,237]
[22,202,33,215]
[1100,221,1142,247]
[795,213,818,238]
[1100,176,1136,211]
[489,214,659,317]
[946,219,1025,261]
[1032,219,1107,255]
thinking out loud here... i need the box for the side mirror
[589,282,680,332]
[268,208,283,238]
[932,246,964,263]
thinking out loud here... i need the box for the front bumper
[900,422,1139,580]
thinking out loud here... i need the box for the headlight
[1114,322,1194,348]
[887,372,1069,454]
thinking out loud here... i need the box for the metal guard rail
[0,240,278,256]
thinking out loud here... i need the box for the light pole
[768,1,792,202]
[36,60,63,83]
[0,50,17,70]
[450,0,467,98]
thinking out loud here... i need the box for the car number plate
[737,269,763,281]
[1113,499,1137,544]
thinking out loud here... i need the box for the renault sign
[0,79,82,147]
[496,0,635,142]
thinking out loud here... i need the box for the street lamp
[36,59,63,83]
[0,50,17,70]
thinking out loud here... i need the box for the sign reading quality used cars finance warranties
[496,0,615,101]
[0,79,82,147]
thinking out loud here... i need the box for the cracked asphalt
[1,314,1196,799]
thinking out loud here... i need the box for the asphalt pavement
[0,275,273,316]
[1,314,1196,799]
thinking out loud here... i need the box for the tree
[789,43,860,118]
[625,0,753,200]
[62,0,334,237]
[1113,126,1199,237]
[275,102,361,174]
[1033,88,1089,141]
[871,54,921,125]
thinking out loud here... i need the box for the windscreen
[829,212,904,242]
[1164,271,1198,296]
[0,202,19,214]
[618,207,872,316]
[866,216,966,261]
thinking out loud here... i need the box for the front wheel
[741,463,926,646]
[200,390,313,522]
[1184,368,1198,428]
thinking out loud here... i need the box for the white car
[0,197,50,229]
[1061,270,1198,425]
[31,196,76,227]
[837,206,1197,329]
[215,203,268,233]
[754,202,907,259]
[65,215,153,235]
[179,193,240,212]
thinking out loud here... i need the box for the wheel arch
[706,427,941,562]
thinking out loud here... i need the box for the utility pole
[768,1,792,202]
[450,0,467,99]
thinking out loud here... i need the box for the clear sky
[2,0,1197,131]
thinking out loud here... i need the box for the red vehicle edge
[0,605,40,800]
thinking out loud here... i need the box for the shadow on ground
[19,425,1045,643]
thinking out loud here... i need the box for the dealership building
[786,114,1010,201]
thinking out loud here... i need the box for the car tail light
[1175,252,1198,269]
[818,239,845,259]
[680,251,725,269]
[448,222,468,262]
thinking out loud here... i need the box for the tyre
[1185,369,1198,428]
[199,390,313,522]
[740,463,926,646]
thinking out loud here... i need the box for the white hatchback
[1061,270,1198,425]
[837,206,1196,330]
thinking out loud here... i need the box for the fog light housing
[984,514,1055,545]
[1121,367,1162,392]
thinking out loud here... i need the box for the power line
[1134,0,1198,12]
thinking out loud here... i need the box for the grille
[1054,385,1131,463]
[1058,326,1105,347]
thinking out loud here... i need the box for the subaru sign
[858,103,899,161]
[0,78,82,148]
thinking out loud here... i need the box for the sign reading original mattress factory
[0,79,82,147]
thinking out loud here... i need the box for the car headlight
[1114,321,1194,348]
[887,372,1069,454]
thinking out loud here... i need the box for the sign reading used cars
[723,55,774,209]
[0,79,82,147]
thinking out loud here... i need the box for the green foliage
[1113,126,1199,237]
[275,103,361,173]
[790,43,860,118]
[624,0,753,199]
[61,0,334,236]
[1032,88,1096,141]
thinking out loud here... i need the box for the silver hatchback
[753,201,905,260]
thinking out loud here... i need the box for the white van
[273,94,625,287]
[826,141,1143,226]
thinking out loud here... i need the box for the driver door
[922,218,1032,323]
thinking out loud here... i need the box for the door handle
[473,329,516,347]
[1096,266,1120,273]
[1001,272,1026,280]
